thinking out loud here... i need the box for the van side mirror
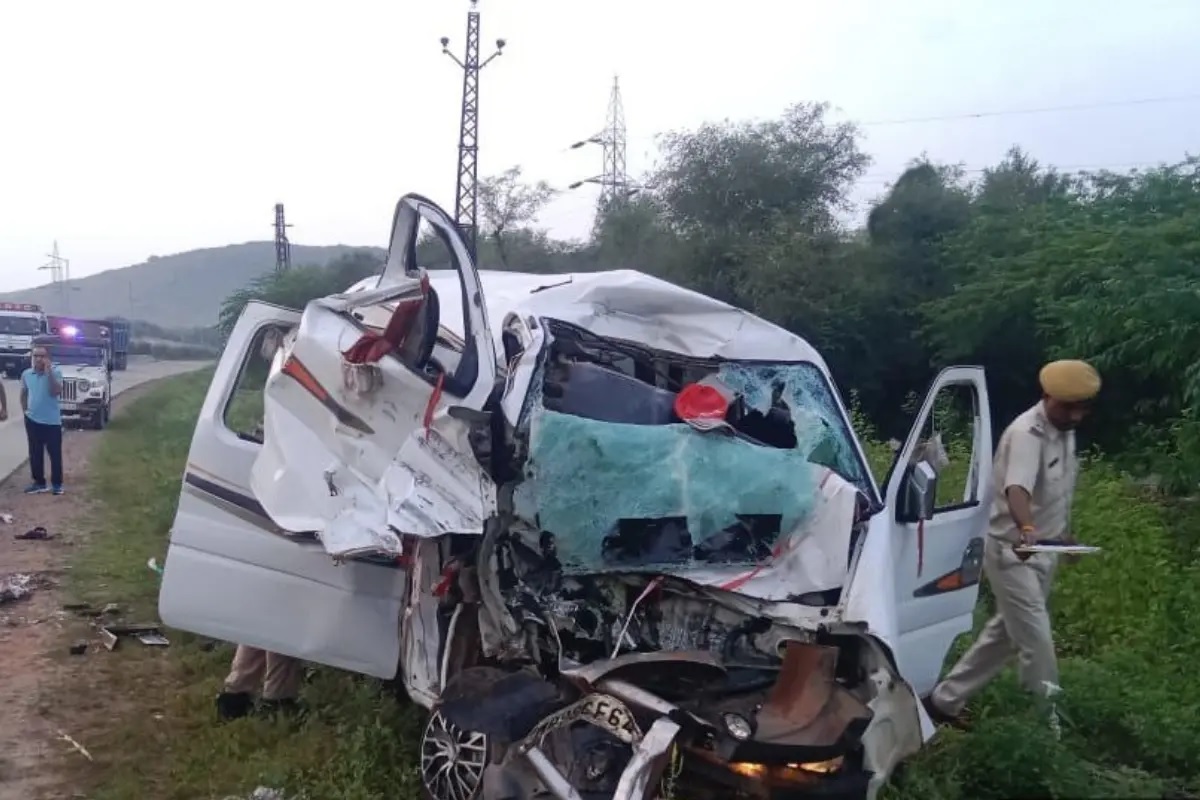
[902,461,938,522]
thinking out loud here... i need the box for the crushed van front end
[246,271,927,799]
[407,320,922,799]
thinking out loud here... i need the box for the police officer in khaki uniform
[925,359,1101,727]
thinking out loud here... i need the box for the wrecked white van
[159,194,993,800]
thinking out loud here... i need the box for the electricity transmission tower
[39,241,74,311]
[39,241,68,284]
[569,76,638,206]
[441,0,506,259]
[273,203,292,273]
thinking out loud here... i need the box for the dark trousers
[25,417,63,487]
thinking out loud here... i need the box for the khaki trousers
[931,536,1060,715]
[223,645,304,701]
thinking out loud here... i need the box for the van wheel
[419,709,488,800]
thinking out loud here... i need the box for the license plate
[61,402,77,411]
[519,692,643,752]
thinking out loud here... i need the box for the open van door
[885,367,993,697]
[158,302,410,678]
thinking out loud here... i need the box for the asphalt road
[0,358,209,482]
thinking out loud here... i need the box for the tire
[92,405,109,430]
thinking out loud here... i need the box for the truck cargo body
[106,317,131,370]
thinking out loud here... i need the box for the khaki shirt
[987,402,1077,544]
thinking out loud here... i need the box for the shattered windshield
[517,355,868,575]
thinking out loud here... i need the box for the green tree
[925,157,1200,487]
[477,166,557,269]
[643,102,869,304]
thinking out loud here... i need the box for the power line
[856,159,1168,183]
[857,94,1200,127]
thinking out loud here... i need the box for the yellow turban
[1039,360,1101,402]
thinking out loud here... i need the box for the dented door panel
[159,302,407,679]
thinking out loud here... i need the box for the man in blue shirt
[20,345,64,495]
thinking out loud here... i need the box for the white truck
[0,302,48,378]
[159,194,993,800]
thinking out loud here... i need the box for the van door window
[223,325,290,444]
[900,382,983,519]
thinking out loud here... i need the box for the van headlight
[722,712,754,741]
[77,379,91,392]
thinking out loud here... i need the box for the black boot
[216,691,255,721]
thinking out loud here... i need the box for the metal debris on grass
[221,788,292,800]
[98,623,170,651]
[0,573,36,604]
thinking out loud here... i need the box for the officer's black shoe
[215,691,255,721]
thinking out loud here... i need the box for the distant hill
[0,242,385,328]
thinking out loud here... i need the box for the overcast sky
[1,0,1196,290]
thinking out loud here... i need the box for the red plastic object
[674,382,730,422]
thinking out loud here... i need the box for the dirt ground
[0,384,160,800]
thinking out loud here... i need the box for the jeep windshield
[48,344,105,367]
[513,320,869,576]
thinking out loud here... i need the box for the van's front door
[885,367,994,697]
[158,301,409,678]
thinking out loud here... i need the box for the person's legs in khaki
[216,645,304,720]
[223,645,268,695]
[262,651,304,702]
[929,539,1058,721]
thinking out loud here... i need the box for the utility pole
[569,76,638,207]
[441,0,506,259]
[273,203,292,273]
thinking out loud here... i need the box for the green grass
[67,373,1200,799]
